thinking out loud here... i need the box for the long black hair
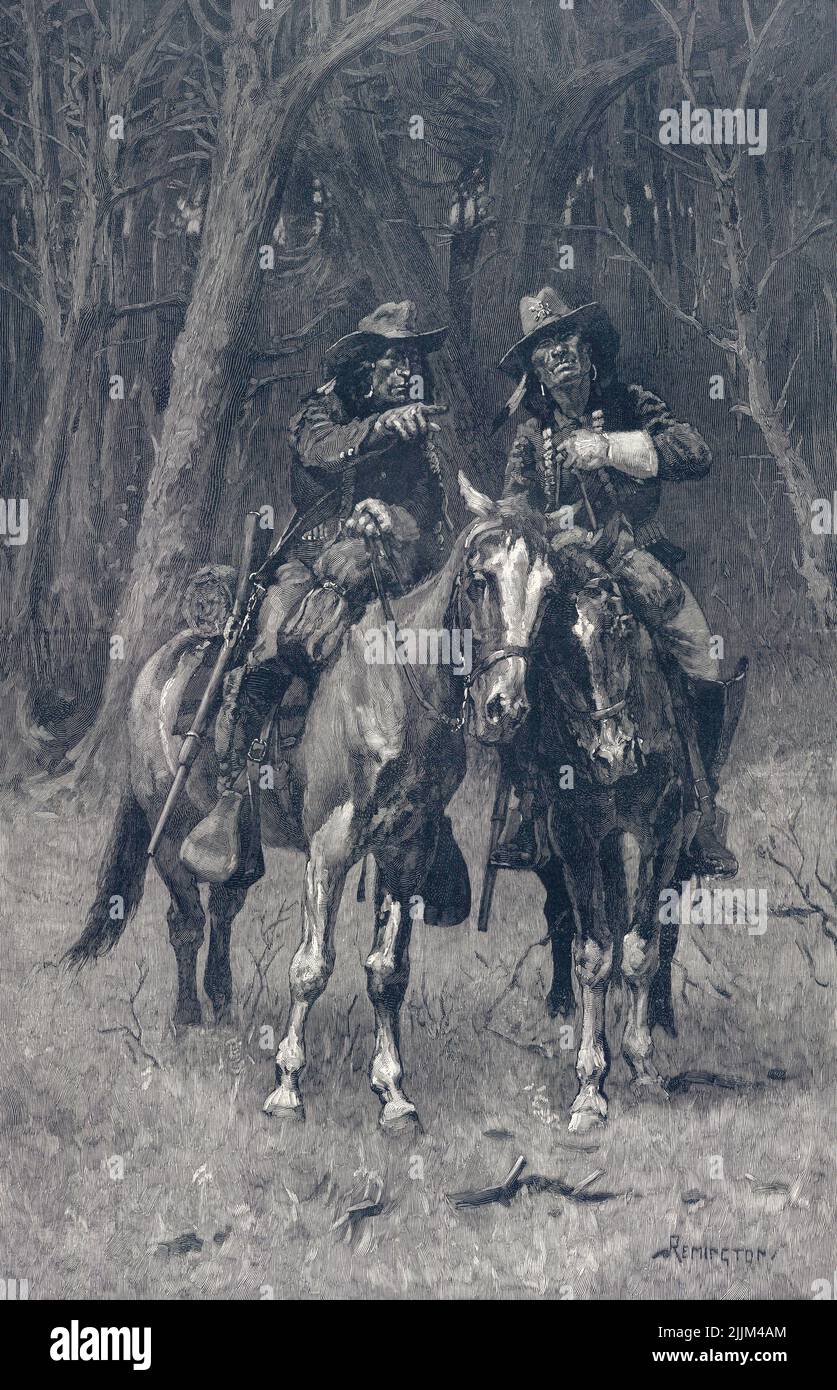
[332,343,435,419]
[520,334,616,423]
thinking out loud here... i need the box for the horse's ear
[458,471,493,517]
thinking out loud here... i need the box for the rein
[367,541,468,732]
[561,695,627,722]
[367,525,535,733]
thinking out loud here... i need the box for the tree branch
[286,0,429,120]
[624,128,713,184]
[0,133,35,185]
[758,220,835,295]
[774,349,800,421]
[105,154,210,212]
[122,0,186,90]
[0,110,85,167]
[428,0,515,97]
[736,0,794,112]
[83,0,107,37]
[571,224,737,351]
[649,0,727,182]
[0,275,42,318]
[185,0,229,48]
[110,296,186,322]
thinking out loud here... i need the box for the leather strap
[367,543,467,732]
[244,707,276,860]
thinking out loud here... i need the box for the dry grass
[0,646,835,1301]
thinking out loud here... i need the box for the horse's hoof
[630,1074,670,1105]
[173,1002,203,1029]
[649,1004,677,1037]
[567,1109,606,1135]
[262,1087,305,1121]
[379,1099,419,1134]
[546,990,575,1020]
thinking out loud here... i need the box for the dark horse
[67,478,554,1132]
[503,515,688,1133]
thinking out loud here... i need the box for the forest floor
[1,643,835,1301]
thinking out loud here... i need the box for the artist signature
[652,1235,779,1266]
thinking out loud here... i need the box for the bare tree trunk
[741,349,835,619]
[646,0,836,621]
[708,134,835,620]
[0,0,189,776]
[0,186,111,775]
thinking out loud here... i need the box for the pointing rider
[181,301,452,887]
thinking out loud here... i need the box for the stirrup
[680,816,738,879]
[489,816,547,871]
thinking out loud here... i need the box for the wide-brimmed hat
[497,287,619,376]
[325,300,447,369]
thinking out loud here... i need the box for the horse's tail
[64,788,151,968]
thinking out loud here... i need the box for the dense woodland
[0,0,834,795]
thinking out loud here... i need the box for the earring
[364,383,375,398]
[539,382,547,398]
[590,363,598,381]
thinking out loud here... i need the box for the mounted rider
[180,301,453,888]
[492,287,746,878]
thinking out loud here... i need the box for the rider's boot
[679,660,748,879]
[180,665,287,888]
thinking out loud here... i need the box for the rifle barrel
[147,511,260,859]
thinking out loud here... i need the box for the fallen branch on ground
[446,1156,621,1211]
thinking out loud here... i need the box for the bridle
[367,518,545,733]
[544,571,629,725]
[560,695,627,722]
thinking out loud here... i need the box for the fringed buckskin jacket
[288,389,450,573]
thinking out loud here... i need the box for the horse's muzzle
[472,665,531,744]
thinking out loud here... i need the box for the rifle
[476,762,512,933]
[148,510,261,859]
[147,486,348,860]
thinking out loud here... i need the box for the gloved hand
[563,427,609,472]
